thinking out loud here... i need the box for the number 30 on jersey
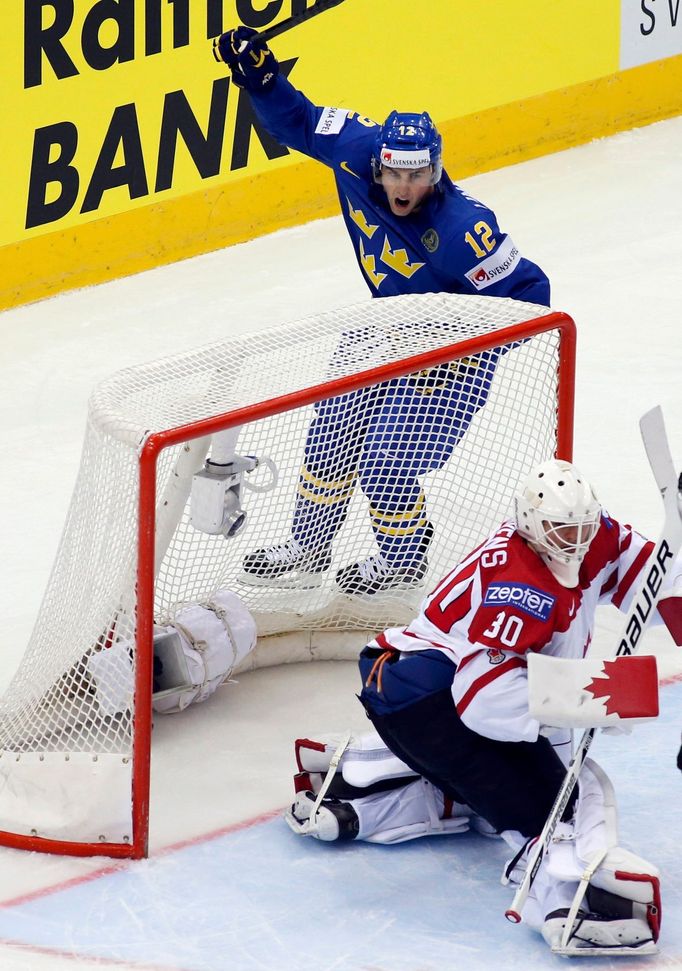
[482,611,524,648]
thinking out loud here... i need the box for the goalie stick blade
[640,406,674,496]
[639,405,682,524]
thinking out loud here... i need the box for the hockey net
[0,293,574,858]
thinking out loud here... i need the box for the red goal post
[0,293,575,859]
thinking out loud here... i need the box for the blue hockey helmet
[371,110,443,185]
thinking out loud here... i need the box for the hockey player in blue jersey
[215,28,551,595]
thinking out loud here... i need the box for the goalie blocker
[527,653,660,730]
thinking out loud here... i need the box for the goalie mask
[515,459,602,588]
[371,110,443,185]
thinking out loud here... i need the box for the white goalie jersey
[368,515,681,743]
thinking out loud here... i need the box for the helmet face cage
[371,110,443,186]
[531,512,601,562]
[514,460,602,586]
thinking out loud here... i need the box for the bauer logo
[315,108,347,136]
[484,582,555,620]
[465,236,520,290]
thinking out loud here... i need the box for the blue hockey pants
[292,347,500,565]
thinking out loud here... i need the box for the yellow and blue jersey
[249,76,550,305]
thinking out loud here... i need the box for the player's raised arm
[213,26,359,168]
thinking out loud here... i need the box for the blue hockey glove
[213,27,279,92]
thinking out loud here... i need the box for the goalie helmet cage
[0,293,575,860]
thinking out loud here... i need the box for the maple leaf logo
[584,657,659,718]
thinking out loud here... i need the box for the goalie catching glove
[213,27,279,92]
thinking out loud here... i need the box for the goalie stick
[212,0,347,61]
[505,405,682,924]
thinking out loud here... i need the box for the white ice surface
[0,116,681,969]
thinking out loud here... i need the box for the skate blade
[236,570,329,590]
[551,941,657,958]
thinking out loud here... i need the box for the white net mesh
[0,292,571,847]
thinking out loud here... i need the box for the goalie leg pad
[504,758,661,954]
[285,777,471,844]
[294,730,416,787]
[358,777,470,844]
[541,758,660,955]
[290,731,483,843]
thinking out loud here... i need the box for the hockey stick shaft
[505,406,682,923]
[213,0,346,58]
[259,0,347,42]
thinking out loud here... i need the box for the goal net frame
[0,296,575,859]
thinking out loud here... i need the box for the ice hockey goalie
[283,458,682,957]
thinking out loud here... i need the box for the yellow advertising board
[2,0,681,310]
